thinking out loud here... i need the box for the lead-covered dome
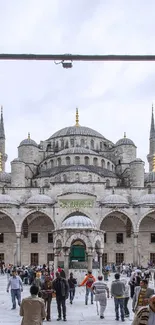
[116,138,135,147]
[19,133,38,148]
[61,215,96,229]
[100,194,129,206]
[0,194,19,205]
[48,126,104,140]
[135,194,155,206]
[26,194,55,205]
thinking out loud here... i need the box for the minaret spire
[0,106,5,139]
[150,104,155,138]
[75,108,79,127]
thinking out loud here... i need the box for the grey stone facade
[0,108,155,270]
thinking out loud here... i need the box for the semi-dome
[26,194,55,205]
[0,194,19,205]
[19,133,38,148]
[116,134,135,147]
[61,215,96,229]
[100,194,129,206]
[48,126,105,140]
[56,147,98,155]
[135,194,155,206]
[0,172,11,183]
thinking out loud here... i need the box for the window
[75,156,80,165]
[116,253,124,265]
[31,233,38,243]
[106,179,110,187]
[70,138,74,147]
[66,157,70,165]
[104,233,107,243]
[57,158,61,166]
[47,253,54,263]
[48,233,53,243]
[50,160,54,168]
[102,253,107,266]
[81,139,85,146]
[44,162,47,170]
[0,253,4,262]
[116,233,123,244]
[31,253,39,266]
[151,233,155,243]
[93,157,98,166]
[107,161,110,170]
[61,139,64,149]
[91,139,94,149]
[101,159,105,168]
[63,174,67,182]
[0,233,4,243]
[100,142,103,150]
[85,156,89,165]
[150,253,155,264]
[75,173,80,182]
[88,174,92,182]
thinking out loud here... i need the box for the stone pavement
[0,274,135,325]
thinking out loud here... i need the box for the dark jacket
[41,280,53,300]
[52,277,69,298]
[68,277,77,289]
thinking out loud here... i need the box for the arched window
[44,162,47,170]
[70,138,74,147]
[85,156,89,165]
[66,156,70,165]
[91,139,94,149]
[34,181,37,187]
[75,173,80,182]
[46,143,51,151]
[93,157,98,166]
[50,160,54,168]
[61,139,64,149]
[88,174,92,182]
[57,158,61,166]
[75,156,80,165]
[107,161,110,170]
[81,139,85,147]
[100,142,103,150]
[106,179,110,187]
[65,140,69,149]
[63,174,67,182]
[55,141,59,152]
[101,159,105,168]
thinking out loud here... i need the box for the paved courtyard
[0,273,136,324]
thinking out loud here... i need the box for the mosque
[0,106,155,272]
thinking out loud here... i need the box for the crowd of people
[1,262,155,324]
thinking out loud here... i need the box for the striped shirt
[93,281,108,294]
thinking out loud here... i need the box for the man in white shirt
[7,269,23,309]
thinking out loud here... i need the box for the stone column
[133,232,139,266]
[54,253,59,274]
[87,253,93,271]
[16,233,21,266]
[64,253,69,279]
[99,253,103,274]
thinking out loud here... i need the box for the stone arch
[137,209,155,232]
[21,209,55,232]
[0,209,16,229]
[0,210,17,265]
[99,209,135,231]
[65,232,92,248]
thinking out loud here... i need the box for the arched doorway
[138,212,155,267]
[70,239,86,262]
[0,212,16,265]
[21,212,54,266]
[100,212,133,265]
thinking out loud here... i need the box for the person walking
[52,271,69,321]
[7,269,23,310]
[68,272,77,304]
[111,273,125,322]
[40,274,53,321]
[20,285,46,325]
[79,271,96,305]
[132,294,155,325]
[132,279,154,313]
[122,279,130,318]
[92,275,109,319]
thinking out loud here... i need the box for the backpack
[86,277,94,287]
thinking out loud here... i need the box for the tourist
[68,272,77,304]
[40,274,53,321]
[20,285,46,325]
[6,269,23,309]
[52,271,69,321]
[92,275,109,319]
[111,273,125,321]
[122,279,130,318]
[132,279,154,313]
[132,294,155,325]
[79,271,96,305]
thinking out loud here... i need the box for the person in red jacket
[79,271,96,305]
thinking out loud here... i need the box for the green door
[70,245,85,261]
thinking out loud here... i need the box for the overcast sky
[0,0,155,172]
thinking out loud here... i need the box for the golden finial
[28,132,30,140]
[153,153,155,172]
[124,132,126,138]
[75,108,79,127]
[0,152,2,172]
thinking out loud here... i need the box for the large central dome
[49,125,104,139]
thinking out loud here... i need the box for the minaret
[147,104,155,171]
[0,106,7,171]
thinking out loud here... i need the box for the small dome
[0,172,11,183]
[116,137,135,147]
[61,215,96,229]
[26,194,55,205]
[55,147,98,155]
[0,194,19,205]
[135,194,155,206]
[19,134,38,148]
[100,194,129,206]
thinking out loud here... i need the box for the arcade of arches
[0,210,155,268]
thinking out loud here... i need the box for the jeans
[69,288,75,302]
[11,289,21,308]
[85,287,93,304]
[56,296,66,319]
[124,297,129,316]
[44,296,52,320]
[114,298,125,320]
